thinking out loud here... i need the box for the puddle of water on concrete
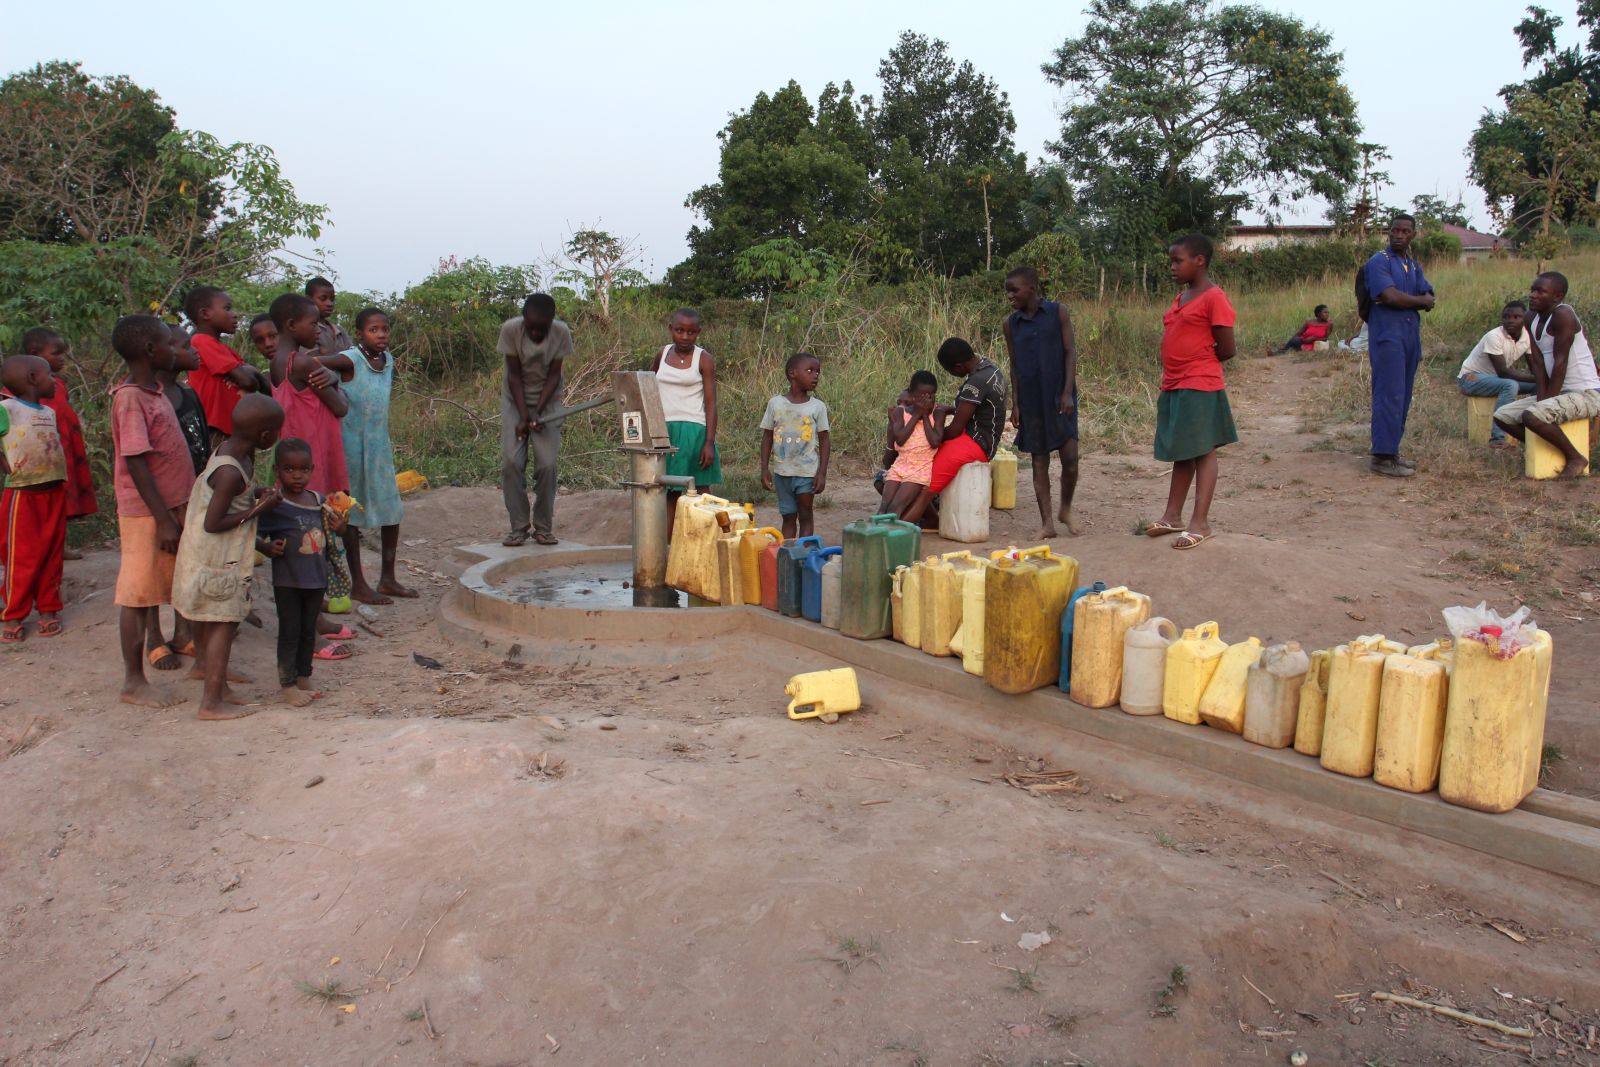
[496,562,680,609]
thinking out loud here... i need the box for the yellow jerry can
[1320,635,1407,778]
[1373,639,1453,793]
[1197,637,1264,734]
[1163,622,1226,725]
[1293,650,1332,757]
[1069,586,1153,708]
[786,668,861,720]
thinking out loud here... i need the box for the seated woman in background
[1273,305,1333,353]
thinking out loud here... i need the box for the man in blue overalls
[1364,214,1436,477]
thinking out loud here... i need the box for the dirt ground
[2,351,1598,1067]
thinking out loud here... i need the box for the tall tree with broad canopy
[1040,0,1361,262]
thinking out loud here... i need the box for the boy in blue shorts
[759,352,829,539]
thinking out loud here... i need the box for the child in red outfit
[269,293,350,495]
[1,355,67,641]
[1274,305,1333,354]
[185,286,272,447]
[20,328,96,522]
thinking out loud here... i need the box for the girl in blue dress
[340,308,415,603]
[1002,267,1081,538]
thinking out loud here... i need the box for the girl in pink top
[879,370,943,518]
[269,297,349,495]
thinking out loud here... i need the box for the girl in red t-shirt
[1146,235,1238,550]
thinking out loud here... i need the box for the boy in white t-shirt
[1493,271,1600,479]
[1457,300,1536,448]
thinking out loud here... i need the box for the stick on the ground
[151,971,199,1005]
[136,1036,155,1067]
[841,750,926,769]
[1318,869,1369,901]
[391,888,467,987]
[1371,992,1536,1039]
[422,997,439,1040]
[1244,975,1276,1007]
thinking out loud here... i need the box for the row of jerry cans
[665,494,924,640]
[1111,623,1552,814]
[890,546,1084,695]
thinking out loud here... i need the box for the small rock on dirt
[1018,931,1052,952]
[305,775,324,789]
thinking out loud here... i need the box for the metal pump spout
[609,371,685,608]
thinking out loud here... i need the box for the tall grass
[389,251,1600,494]
[49,249,1600,546]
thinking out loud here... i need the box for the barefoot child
[1,356,67,642]
[271,293,355,658]
[1494,271,1600,478]
[900,339,1007,527]
[339,308,414,603]
[109,316,198,708]
[171,394,285,720]
[759,353,829,539]
[140,325,212,671]
[880,371,942,518]
[186,286,272,450]
[257,438,345,705]
[1003,266,1080,537]
[270,294,350,496]
[1146,235,1237,551]
[652,307,721,539]
[20,328,97,532]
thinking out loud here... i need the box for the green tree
[0,61,326,300]
[1041,0,1361,261]
[1469,5,1599,236]
[671,80,874,298]
[873,31,1029,276]
[556,227,648,324]
[1475,80,1600,257]
[1409,194,1472,228]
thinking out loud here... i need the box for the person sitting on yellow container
[1457,300,1536,450]
[1493,272,1600,479]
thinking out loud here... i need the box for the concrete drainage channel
[443,543,1600,888]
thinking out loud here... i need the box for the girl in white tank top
[651,310,722,524]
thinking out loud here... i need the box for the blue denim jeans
[1458,373,1537,441]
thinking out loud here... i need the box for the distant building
[1222,225,1336,252]
[1440,223,1510,261]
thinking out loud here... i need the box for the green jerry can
[839,513,922,640]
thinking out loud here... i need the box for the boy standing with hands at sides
[499,294,571,546]
[186,286,272,450]
[109,316,198,708]
[1,355,68,642]
[172,394,284,720]
[760,353,829,539]
[20,328,97,538]
[1145,235,1237,551]
[257,438,346,706]
[1002,266,1080,538]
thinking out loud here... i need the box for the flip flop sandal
[174,640,197,656]
[325,625,357,641]
[502,530,530,547]
[533,532,560,546]
[1172,531,1214,551]
[147,643,180,668]
[1143,520,1182,538]
[313,642,354,661]
[36,619,62,638]
[1,624,24,643]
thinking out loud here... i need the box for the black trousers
[274,585,323,687]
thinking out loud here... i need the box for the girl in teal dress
[339,308,416,603]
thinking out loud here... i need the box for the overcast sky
[3,0,1574,294]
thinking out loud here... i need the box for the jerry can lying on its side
[786,668,861,720]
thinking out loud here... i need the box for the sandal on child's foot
[36,618,62,638]
[1,623,24,643]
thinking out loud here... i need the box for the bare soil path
[2,350,1597,1066]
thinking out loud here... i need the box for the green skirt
[665,421,722,486]
[1154,389,1238,462]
